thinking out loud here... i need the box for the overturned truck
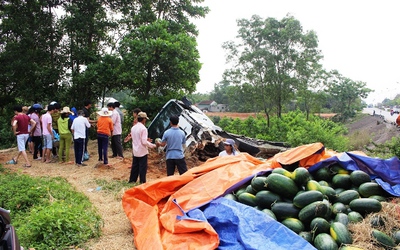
[147,98,289,160]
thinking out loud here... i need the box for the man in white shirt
[71,110,91,166]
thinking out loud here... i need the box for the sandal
[23,164,31,168]
[6,158,17,164]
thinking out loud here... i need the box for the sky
[192,0,400,105]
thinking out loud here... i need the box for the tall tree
[326,70,372,121]
[0,0,64,105]
[223,15,323,125]
[296,68,327,120]
[62,0,115,104]
[118,20,201,114]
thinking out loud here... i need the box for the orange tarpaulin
[122,143,352,249]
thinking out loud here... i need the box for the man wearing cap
[96,107,113,166]
[129,112,156,184]
[219,139,239,156]
[156,115,188,176]
[31,104,43,160]
[71,110,91,166]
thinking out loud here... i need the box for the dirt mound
[346,114,399,146]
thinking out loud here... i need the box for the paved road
[363,108,399,124]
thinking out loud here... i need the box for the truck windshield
[148,101,183,141]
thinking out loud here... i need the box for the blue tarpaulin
[308,152,400,196]
[195,197,316,250]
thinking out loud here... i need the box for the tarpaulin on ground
[308,152,400,196]
[122,142,400,249]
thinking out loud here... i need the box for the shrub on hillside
[216,110,349,152]
[0,171,102,249]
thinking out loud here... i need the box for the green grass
[94,179,137,200]
[0,167,103,250]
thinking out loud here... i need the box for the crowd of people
[8,100,239,183]
[8,100,100,167]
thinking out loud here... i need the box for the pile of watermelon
[225,165,400,249]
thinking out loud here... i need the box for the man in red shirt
[9,105,36,167]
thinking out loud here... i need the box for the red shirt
[14,114,30,134]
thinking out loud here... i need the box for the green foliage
[283,111,349,151]
[0,109,15,149]
[119,20,201,101]
[366,136,400,159]
[0,173,102,249]
[223,14,323,119]
[17,201,102,250]
[1,0,208,112]
[215,111,349,152]
[326,70,372,121]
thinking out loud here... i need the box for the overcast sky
[192,0,400,104]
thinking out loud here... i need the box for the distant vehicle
[147,98,289,160]
[393,107,400,114]
[0,207,23,250]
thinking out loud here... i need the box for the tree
[296,69,327,120]
[0,0,64,105]
[326,70,372,121]
[223,15,323,125]
[62,0,116,104]
[118,20,201,114]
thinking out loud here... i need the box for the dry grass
[347,199,400,249]
[348,130,373,150]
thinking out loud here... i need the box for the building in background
[196,100,228,112]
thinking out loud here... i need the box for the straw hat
[97,107,112,117]
[60,106,74,114]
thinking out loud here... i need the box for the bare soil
[0,113,398,249]
[346,114,399,146]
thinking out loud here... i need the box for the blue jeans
[97,133,109,164]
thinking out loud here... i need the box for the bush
[0,109,15,149]
[366,137,400,159]
[0,171,102,249]
[17,202,102,249]
[215,110,350,152]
